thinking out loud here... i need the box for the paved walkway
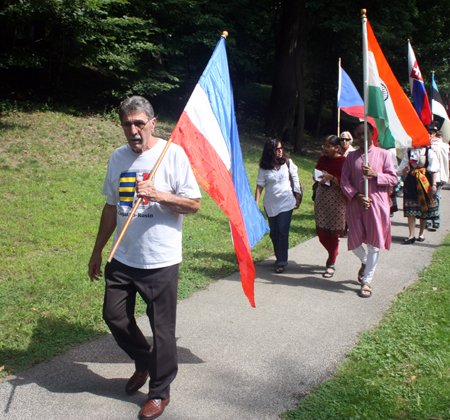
[1,186,449,420]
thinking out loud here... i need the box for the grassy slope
[0,108,317,375]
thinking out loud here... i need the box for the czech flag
[338,66,365,119]
[171,34,269,307]
[337,65,378,141]
[408,40,432,125]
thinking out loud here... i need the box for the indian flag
[365,21,429,149]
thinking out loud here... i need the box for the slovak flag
[171,34,269,307]
[408,40,432,125]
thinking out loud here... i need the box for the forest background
[2,0,450,151]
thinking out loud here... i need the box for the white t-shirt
[256,159,300,217]
[398,146,440,174]
[431,139,449,183]
[102,140,201,269]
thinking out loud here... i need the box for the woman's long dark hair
[259,139,287,170]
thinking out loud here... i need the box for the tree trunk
[315,86,324,140]
[265,0,307,151]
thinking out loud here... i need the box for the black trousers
[103,259,179,400]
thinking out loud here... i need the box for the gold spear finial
[222,31,228,39]
[361,9,367,18]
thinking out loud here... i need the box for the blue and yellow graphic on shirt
[119,172,136,207]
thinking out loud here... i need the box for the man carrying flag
[340,11,405,299]
[341,121,398,298]
[88,96,202,420]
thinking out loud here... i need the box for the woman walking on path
[399,143,439,244]
[255,139,302,273]
[314,135,347,278]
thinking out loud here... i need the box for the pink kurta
[340,146,397,250]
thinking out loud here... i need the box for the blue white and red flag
[338,66,378,140]
[408,40,432,125]
[171,35,269,307]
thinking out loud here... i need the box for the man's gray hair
[119,96,154,122]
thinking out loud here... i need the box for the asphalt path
[1,185,449,420]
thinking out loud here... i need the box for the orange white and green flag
[365,21,429,149]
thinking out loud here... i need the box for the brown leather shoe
[125,370,149,394]
[139,398,170,420]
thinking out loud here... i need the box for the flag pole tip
[222,31,228,39]
[361,9,367,18]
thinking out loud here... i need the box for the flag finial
[222,31,228,39]
[361,9,367,18]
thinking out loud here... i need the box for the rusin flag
[171,34,269,307]
[408,40,432,125]
[365,21,429,149]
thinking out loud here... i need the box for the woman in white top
[339,131,356,157]
[255,139,301,273]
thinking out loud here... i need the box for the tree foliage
[0,0,177,100]
[1,0,450,140]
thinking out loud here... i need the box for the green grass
[282,233,450,420]
[0,109,318,376]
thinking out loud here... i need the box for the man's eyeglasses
[275,147,283,151]
[122,120,149,130]
[340,137,351,142]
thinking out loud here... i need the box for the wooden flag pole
[431,70,435,121]
[337,57,341,136]
[107,138,173,263]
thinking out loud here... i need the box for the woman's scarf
[315,154,346,182]
[410,167,431,212]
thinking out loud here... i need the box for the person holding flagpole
[340,122,398,298]
[88,95,201,420]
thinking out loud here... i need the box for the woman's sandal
[323,265,335,278]
[358,283,372,298]
[275,266,285,274]
[358,263,366,283]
